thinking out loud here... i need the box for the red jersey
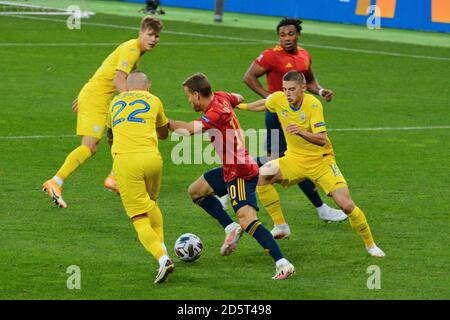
[198,92,259,183]
[255,45,312,93]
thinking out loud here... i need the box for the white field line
[0,41,261,47]
[4,15,450,62]
[1,126,449,140]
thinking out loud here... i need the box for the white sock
[161,243,168,256]
[275,223,288,228]
[276,258,289,268]
[225,222,238,233]
[53,176,63,187]
[158,254,169,267]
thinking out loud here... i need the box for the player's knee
[187,184,196,199]
[81,136,100,155]
[188,183,204,200]
[339,199,355,214]
[81,142,98,155]
[236,206,257,229]
[131,213,148,222]
[87,144,98,155]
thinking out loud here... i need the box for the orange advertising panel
[376,0,396,18]
[355,0,371,15]
[432,0,450,23]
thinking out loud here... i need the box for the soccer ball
[174,233,203,262]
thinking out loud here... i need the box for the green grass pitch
[0,10,449,300]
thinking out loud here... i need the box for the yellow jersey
[86,39,142,95]
[108,90,168,154]
[266,92,334,158]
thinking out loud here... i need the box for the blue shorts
[203,167,259,213]
[265,111,287,156]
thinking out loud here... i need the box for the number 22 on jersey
[112,99,151,127]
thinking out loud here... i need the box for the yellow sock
[56,145,92,181]
[256,184,286,225]
[148,204,164,243]
[133,217,165,261]
[348,206,375,248]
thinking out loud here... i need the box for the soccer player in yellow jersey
[42,16,163,208]
[107,71,174,283]
[238,70,385,257]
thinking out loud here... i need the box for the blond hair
[140,16,163,33]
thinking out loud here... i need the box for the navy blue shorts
[203,167,259,213]
[265,110,287,156]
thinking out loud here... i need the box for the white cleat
[367,245,386,258]
[272,262,295,280]
[220,222,243,256]
[271,224,291,240]
[154,259,175,284]
[317,204,347,222]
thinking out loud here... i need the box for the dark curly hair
[276,18,302,33]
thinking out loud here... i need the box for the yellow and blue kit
[108,90,168,217]
[77,39,142,139]
[265,92,346,195]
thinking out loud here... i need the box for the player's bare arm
[237,99,267,112]
[106,128,113,147]
[305,68,333,102]
[72,97,78,112]
[243,62,271,98]
[168,119,203,135]
[156,124,169,140]
[114,70,128,93]
[285,123,327,146]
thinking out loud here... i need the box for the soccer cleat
[42,179,67,208]
[272,262,295,280]
[271,224,291,240]
[220,222,243,256]
[104,174,120,194]
[154,259,175,284]
[317,204,347,223]
[367,245,386,258]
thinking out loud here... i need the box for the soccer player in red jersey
[169,73,295,279]
[243,18,346,239]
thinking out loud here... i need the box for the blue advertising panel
[125,0,450,33]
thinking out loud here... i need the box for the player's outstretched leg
[193,195,235,230]
[189,173,240,255]
[132,214,175,283]
[332,187,385,257]
[237,206,295,280]
[256,184,291,240]
[42,143,93,208]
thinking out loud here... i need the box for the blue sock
[245,220,283,262]
[298,179,323,208]
[195,196,234,229]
